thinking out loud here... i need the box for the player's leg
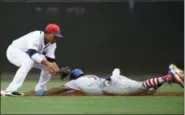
[23,88,85,96]
[5,46,34,96]
[24,87,65,96]
[33,56,51,96]
[106,76,143,95]
[141,64,184,91]
[141,75,168,91]
[34,69,51,96]
[102,68,142,95]
[112,64,184,95]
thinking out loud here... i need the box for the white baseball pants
[5,45,51,92]
[102,69,146,95]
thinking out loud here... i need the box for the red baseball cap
[45,24,63,39]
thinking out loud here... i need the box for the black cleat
[5,91,24,96]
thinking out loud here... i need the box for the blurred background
[0,0,184,81]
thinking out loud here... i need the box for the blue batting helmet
[70,69,84,80]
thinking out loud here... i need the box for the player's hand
[46,62,59,75]
[51,62,60,71]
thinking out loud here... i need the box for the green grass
[1,80,184,114]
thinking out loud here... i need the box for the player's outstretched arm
[24,87,70,96]
[44,87,70,96]
[24,90,37,96]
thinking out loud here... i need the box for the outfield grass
[1,80,184,114]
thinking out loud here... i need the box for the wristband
[31,53,44,63]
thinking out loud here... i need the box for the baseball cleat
[168,64,184,88]
[4,91,24,96]
[11,91,24,96]
[4,91,13,96]
[0,91,6,96]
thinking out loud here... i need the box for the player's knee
[41,68,50,74]
[21,58,34,69]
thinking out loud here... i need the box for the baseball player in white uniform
[23,64,184,96]
[3,24,63,96]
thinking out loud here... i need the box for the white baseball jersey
[10,31,56,59]
[64,75,106,95]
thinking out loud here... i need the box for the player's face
[46,34,57,44]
